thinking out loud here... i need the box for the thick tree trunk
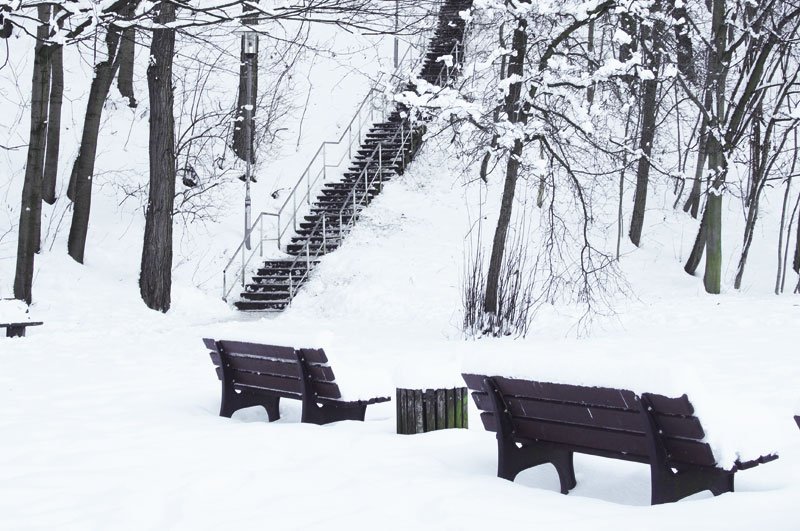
[67,28,125,263]
[484,15,527,314]
[140,1,176,312]
[14,6,51,304]
[629,1,663,247]
[702,0,728,295]
[42,39,63,205]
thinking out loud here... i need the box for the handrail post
[323,143,327,181]
[306,168,311,205]
[293,194,298,232]
[241,244,246,289]
[259,215,264,257]
[323,214,327,253]
[277,213,282,251]
[223,271,227,302]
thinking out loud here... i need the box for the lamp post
[240,30,257,250]
[393,0,399,68]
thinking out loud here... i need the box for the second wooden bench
[205,338,390,424]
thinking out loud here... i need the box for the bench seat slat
[209,351,336,382]
[464,374,638,411]
[216,340,296,360]
[471,391,704,439]
[216,367,304,394]
[481,412,649,457]
[481,412,716,467]
[210,351,301,378]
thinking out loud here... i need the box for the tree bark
[117,31,136,107]
[670,0,696,83]
[684,205,708,274]
[14,6,53,304]
[42,37,63,205]
[14,6,51,304]
[702,0,728,295]
[484,15,527,314]
[67,26,125,263]
[140,1,176,312]
[629,1,663,247]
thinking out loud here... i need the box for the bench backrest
[205,339,342,400]
[462,374,716,468]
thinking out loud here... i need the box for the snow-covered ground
[1,140,798,529]
[1,8,799,530]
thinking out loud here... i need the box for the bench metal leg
[301,401,368,425]
[219,386,281,422]
[497,439,577,494]
[6,325,25,338]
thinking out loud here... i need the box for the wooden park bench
[0,321,43,338]
[204,338,390,425]
[463,373,778,505]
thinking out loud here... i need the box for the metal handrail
[221,43,426,301]
[222,0,463,302]
[283,38,468,304]
[284,121,414,302]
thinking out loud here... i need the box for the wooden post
[396,386,468,434]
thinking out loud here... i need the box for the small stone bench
[463,373,778,505]
[205,338,390,424]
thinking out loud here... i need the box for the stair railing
[222,37,430,302]
[221,0,456,302]
[285,118,415,303]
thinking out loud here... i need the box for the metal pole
[393,0,399,69]
[323,215,327,253]
[244,42,253,251]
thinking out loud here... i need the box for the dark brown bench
[463,374,778,505]
[205,338,390,425]
[0,321,43,338]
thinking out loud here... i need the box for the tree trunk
[13,6,51,304]
[140,1,176,312]
[794,203,800,273]
[484,15,527,314]
[67,27,125,263]
[117,28,137,107]
[42,39,63,205]
[684,205,708,274]
[671,0,696,83]
[682,112,707,218]
[702,0,728,295]
[629,1,663,247]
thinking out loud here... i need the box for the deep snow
[1,7,799,531]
